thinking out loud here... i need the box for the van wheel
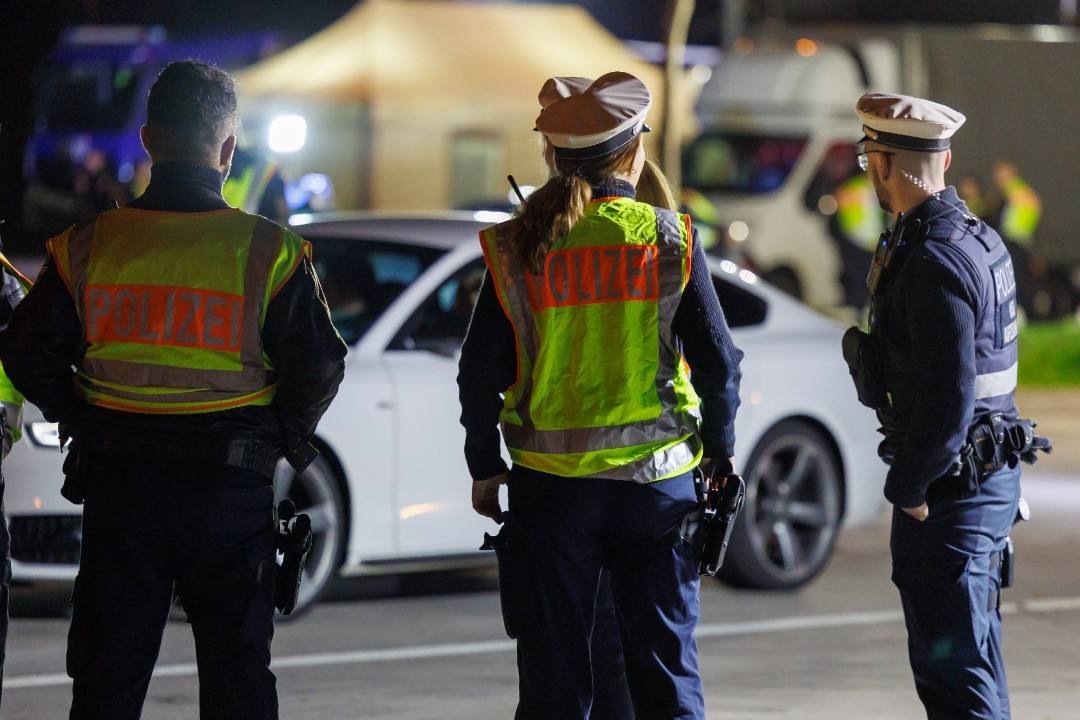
[718,420,842,590]
[761,267,803,300]
[273,454,346,620]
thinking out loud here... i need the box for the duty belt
[73,431,280,480]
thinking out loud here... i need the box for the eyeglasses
[857,150,895,172]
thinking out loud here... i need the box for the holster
[841,327,889,410]
[480,512,549,640]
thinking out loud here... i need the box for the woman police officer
[458,71,743,719]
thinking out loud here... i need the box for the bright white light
[300,173,331,196]
[268,115,307,153]
[473,211,511,224]
[507,185,537,206]
[720,260,738,275]
[288,213,314,226]
[738,269,758,284]
[728,220,750,242]
[28,422,63,447]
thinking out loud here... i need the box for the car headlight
[27,421,64,448]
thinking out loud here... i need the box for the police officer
[849,92,1043,719]
[223,144,289,223]
[459,72,743,720]
[0,61,346,720]
[0,235,30,711]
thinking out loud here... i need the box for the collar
[148,161,226,192]
[590,178,636,200]
[897,186,967,231]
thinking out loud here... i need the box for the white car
[5,212,886,616]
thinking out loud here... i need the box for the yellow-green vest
[835,174,884,252]
[0,253,32,442]
[48,207,310,414]
[481,198,702,481]
[222,157,278,214]
[999,176,1041,247]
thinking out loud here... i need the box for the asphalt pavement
[2,389,1077,719]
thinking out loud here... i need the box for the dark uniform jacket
[0,162,347,467]
[873,187,1019,508]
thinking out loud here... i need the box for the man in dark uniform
[847,92,1048,720]
[0,61,346,720]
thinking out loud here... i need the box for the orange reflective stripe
[524,245,660,311]
[84,284,244,351]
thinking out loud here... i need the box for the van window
[683,132,807,195]
[41,61,145,131]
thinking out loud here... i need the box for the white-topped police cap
[856,92,966,152]
[535,71,651,160]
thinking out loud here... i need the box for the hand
[472,472,508,523]
[901,503,929,522]
[700,457,736,479]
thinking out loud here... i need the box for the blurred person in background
[223,144,289,223]
[846,92,1048,720]
[459,71,743,720]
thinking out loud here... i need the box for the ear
[139,125,152,157]
[944,149,952,172]
[219,134,237,170]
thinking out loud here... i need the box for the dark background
[0,0,1072,253]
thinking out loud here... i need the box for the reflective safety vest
[0,253,31,442]
[835,174,885,252]
[481,198,702,481]
[48,208,310,414]
[999,176,1041,247]
[223,155,278,214]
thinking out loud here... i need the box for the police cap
[535,71,651,160]
[856,92,966,152]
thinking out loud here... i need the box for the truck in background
[686,25,1080,320]
[23,25,279,241]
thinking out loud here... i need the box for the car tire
[718,419,842,590]
[273,453,347,620]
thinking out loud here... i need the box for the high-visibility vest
[48,207,310,414]
[481,197,702,481]
[0,253,31,442]
[223,155,279,215]
[835,174,885,252]
[999,176,1041,247]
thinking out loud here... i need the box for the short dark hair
[145,60,237,161]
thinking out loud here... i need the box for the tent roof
[233,0,663,108]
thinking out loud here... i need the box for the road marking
[7,598,1080,690]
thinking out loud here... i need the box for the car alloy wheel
[718,419,842,590]
[274,454,346,619]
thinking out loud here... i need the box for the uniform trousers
[0,474,10,712]
[507,466,704,720]
[67,449,278,720]
[891,463,1021,720]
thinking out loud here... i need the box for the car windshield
[683,132,808,195]
[41,60,145,131]
[306,237,446,345]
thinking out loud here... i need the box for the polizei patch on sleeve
[990,252,1018,349]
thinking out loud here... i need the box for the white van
[685,40,900,310]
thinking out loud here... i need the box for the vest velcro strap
[501,411,701,456]
[80,357,274,396]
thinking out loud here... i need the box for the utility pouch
[841,327,888,409]
[953,444,981,500]
[60,443,88,505]
[480,512,546,639]
[1001,539,1015,589]
[274,499,313,616]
